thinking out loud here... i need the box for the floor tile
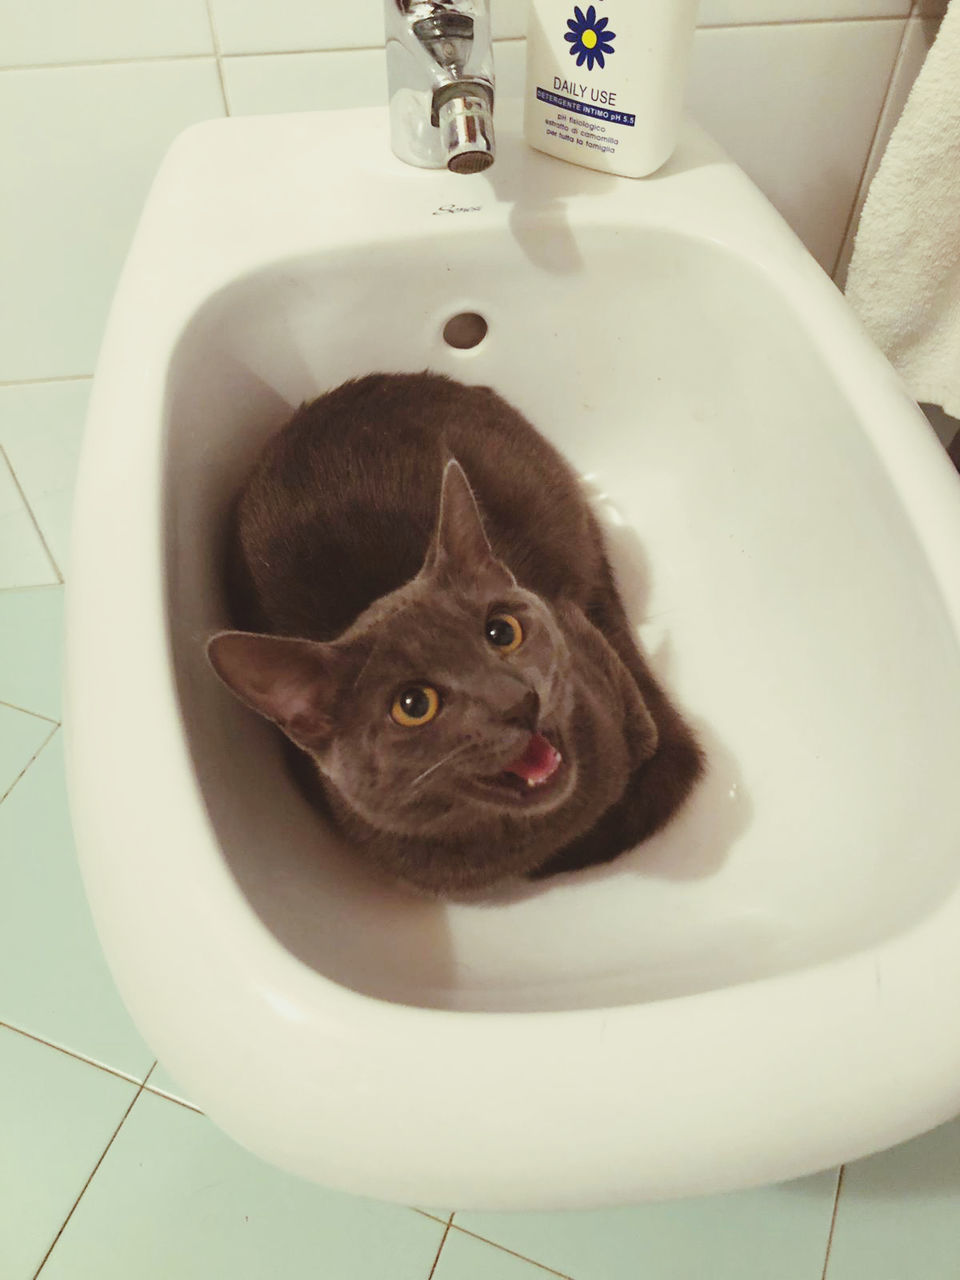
[0,1024,138,1280]
[0,703,54,799]
[0,61,225,382]
[0,732,154,1079]
[437,1228,568,1280]
[687,18,904,272]
[0,449,58,587]
[0,380,90,578]
[0,586,64,721]
[456,1170,839,1280]
[826,1120,960,1280]
[1,0,213,67]
[39,1089,446,1279]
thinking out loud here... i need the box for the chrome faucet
[384,0,495,174]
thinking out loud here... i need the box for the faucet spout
[385,0,495,173]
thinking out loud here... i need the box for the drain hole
[443,312,488,350]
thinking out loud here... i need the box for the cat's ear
[422,459,516,586]
[207,630,353,752]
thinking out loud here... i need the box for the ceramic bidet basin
[66,105,960,1208]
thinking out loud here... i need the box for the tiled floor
[4,5,960,1278]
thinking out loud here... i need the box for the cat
[208,372,703,895]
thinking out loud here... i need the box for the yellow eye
[390,684,440,727]
[485,612,524,654]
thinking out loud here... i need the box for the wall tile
[222,47,386,115]
[834,14,940,284]
[0,61,225,383]
[0,0,213,68]
[699,0,909,22]
[210,0,525,56]
[224,38,526,116]
[686,18,905,272]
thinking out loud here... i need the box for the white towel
[845,2,960,419]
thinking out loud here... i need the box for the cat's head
[208,461,643,893]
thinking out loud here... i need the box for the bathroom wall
[1,0,950,379]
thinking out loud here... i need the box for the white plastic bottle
[524,0,699,178]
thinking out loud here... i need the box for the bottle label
[533,4,635,159]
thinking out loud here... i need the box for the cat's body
[209,372,703,895]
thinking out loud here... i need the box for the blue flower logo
[565,5,616,71]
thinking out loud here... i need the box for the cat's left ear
[421,459,516,587]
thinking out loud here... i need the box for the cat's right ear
[421,458,516,587]
[207,630,351,752]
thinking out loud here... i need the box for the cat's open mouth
[477,731,568,803]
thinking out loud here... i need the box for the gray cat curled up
[208,372,703,895]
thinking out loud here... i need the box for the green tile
[0,733,153,1079]
[145,1060,201,1112]
[0,703,53,799]
[0,585,64,720]
[827,1119,960,1280]
[0,449,58,588]
[0,380,90,579]
[456,1170,839,1280]
[40,1090,446,1279]
[437,1228,567,1280]
[0,1025,137,1280]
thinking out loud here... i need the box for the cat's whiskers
[409,740,475,791]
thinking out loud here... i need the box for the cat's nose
[504,688,540,732]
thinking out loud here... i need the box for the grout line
[0,721,59,804]
[413,1209,456,1226]
[0,698,59,725]
[202,0,231,117]
[141,1083,205,1115]
[0,52,218,73]
[0,445,63,585]
[447,1223,576,1279]
[0,374,92,388]
[820,1165,846,1280]
[32,1065,156,1279]
[0,15,911,74]
[699,13,908,28]
[830,13,912,282]
[426,1220,452,1280]
[0,1017,144,1089]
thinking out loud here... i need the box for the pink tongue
[503,733,562,786]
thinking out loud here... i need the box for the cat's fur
[208,372,703,895]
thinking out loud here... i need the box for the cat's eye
[485,612,524,654]
[390,684,441,727]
